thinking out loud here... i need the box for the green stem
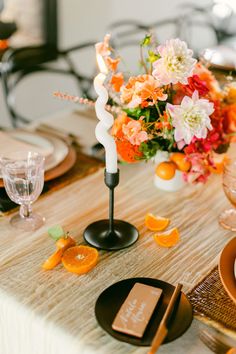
[140,45,148,74]
[155,103,162,117]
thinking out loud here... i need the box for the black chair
[0,0,96,127]
[107,18,192,75]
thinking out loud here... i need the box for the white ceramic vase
[154,169,186,192]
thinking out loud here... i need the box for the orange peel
[42,248,63,270]
[153,227,180,248]
[145,213,170,231]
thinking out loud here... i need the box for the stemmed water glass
[0,152,45,231]
[219,159,236,231]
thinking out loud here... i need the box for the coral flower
[193,63,221,99]
[121,74,167,108]
[183,75,209,97]
[95,34,111,57]
[111,112,130,136]
[116,139,144,163]
[110,73,124,92]
[183,153,210,183]
[111,113,144,162]
[152,38,197,85]
[106,56,120,72]
[155,111,171,130]
[122,120,148,145]
[140,81,167,104]
[167,90,214,145]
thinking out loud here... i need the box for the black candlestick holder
[83,169,139,251]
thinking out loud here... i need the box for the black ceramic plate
[95,277,193,346]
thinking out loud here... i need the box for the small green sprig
[140,34,152,47]
[139,140,161,160]
[47,225,65,241]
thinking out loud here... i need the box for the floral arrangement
[94,34,236,184]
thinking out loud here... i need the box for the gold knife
[148,283,183,354]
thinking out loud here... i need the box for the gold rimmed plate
[219,237,236,304]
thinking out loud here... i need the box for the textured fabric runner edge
[187,265,236,339]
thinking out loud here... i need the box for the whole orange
[170,153,191,172]
[155,161,176,180]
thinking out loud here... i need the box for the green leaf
[48,225,65,241]
[148,50,160,63]
[214,143,230,154]
[140,34,151,47]
[139,140,161,160]
[124,107,151,120]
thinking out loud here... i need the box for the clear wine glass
[0,152,45,231]
[219,160,236,231]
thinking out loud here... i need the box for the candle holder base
[83,219,139,251]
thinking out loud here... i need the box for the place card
[112,282,162,338]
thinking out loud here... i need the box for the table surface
[0,109,236,354]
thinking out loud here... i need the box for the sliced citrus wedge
[42,248,63,270]
[62,245,98,275]
[145,213,170,231]
[56,236,76,250]
[153,227,180,248]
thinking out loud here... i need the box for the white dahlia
[167,90,214,146]
[152,38,197,85]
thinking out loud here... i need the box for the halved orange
[56,235,76,250]
[62,245,98,275]
[42,248,63,270]
[145,213,170,231]
[153,227,180,248]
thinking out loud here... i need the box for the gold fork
[199,330,236,354]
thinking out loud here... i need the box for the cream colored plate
[0,132,69,173]
[41,134,69,171]
[9,131,54,159]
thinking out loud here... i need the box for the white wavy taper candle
[94,55,117,173]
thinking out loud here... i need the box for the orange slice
[155,162,176,180]
[42,248,63,270]
[62,245,98,275]
[56,236,76,250]
[153,227,180,248]
[227,349,236,354]
[145,213,170,231]
[170,153,191,172]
